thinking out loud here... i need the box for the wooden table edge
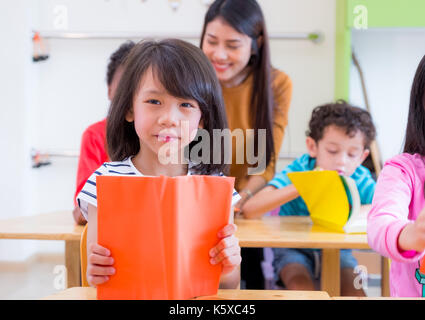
[41,287,331,300]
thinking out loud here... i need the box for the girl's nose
[158,106,179,127]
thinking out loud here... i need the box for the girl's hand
[412,206,425,251]
[398,206,425,253]
[209,224,241,275]
[87,243,115,287]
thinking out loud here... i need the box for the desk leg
[381,256,390,297]
[65,240,81,288]
[321,249,340,296]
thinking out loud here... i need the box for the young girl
[368,54,425,297]
[200,0,292,289]
[77,39,242,289]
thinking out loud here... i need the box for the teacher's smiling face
[202,17,253,88]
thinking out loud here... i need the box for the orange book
[96,175,234,300]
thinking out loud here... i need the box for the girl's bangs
[150,58,207,107]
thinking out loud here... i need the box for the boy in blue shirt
[243,100,377,296]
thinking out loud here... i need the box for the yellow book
[287,170,366,233]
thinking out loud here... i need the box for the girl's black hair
[200,0,275,168]
[106,39,229,175]
[403,55,425,155]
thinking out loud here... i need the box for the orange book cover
[96,175,234,300]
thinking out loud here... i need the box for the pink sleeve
[367,161,424,263]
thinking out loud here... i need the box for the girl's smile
[155,130,180,143]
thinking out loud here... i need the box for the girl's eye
[207,41,218,46]
[227,45,239,50]
[147,99,160,105]
[327,150,338,154]
[349,153,358,158]
[181,102,194,108]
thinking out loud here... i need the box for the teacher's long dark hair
[200,0,275,168]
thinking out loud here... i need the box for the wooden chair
[80,224,89,287]
[381,257,391,296]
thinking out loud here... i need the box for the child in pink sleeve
[367,55,425,297]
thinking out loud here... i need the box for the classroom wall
[0,0,337,261]
[349,28,425,162]
[0,0,38,260]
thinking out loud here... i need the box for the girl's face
[126,68,203,160]
[202,17,252,87]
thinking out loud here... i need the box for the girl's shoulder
[383,153,425,178]
[97,158,139,176]
[385,152,425,168]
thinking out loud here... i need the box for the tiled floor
[0,253,382,299]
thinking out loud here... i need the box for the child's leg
[272,248,315,291]
[340,267,366,296]
[279,263,315,290]
[339,249,366,296]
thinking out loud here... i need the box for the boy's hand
[87,243,115,287]
[209,224,241,275]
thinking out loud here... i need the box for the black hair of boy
[106,39,229,175]
[306,100,376,149]
[106,40,136,85]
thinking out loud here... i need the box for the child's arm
[398,206,425,253]
[367,159,424,261]
[242,185,299,219]
[86,204,115,287]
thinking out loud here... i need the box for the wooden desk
[235,216,370,297]
[42,286,330,300]
[0,211,84,288]
[332,296,425,300]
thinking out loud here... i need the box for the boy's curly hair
[306,100,376,148]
